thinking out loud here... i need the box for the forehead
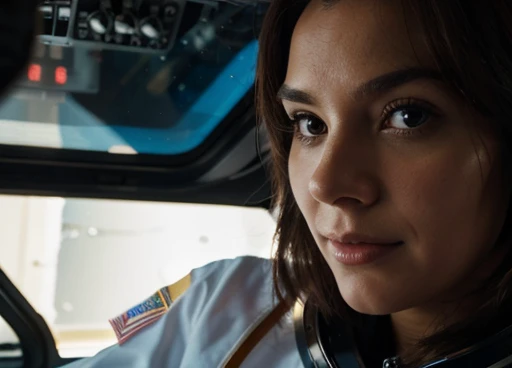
[286,0,432,95]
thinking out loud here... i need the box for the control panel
[38,0,186,54]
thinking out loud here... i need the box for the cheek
[389,136,503,272]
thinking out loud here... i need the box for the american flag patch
[109,286,173,345]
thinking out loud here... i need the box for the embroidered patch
[109,273,192,345]
[109,286,173,345]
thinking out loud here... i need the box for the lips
[325,233,403,266]
[328,233,402,246]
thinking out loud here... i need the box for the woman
[258,0,512,366]
[67,1,512,367]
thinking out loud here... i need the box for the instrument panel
[38,0,186,54]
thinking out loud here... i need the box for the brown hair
[256,0,512,366]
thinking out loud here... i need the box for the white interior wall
[0,195,64,343]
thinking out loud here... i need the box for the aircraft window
[0,317,22,360]
[0,2,264,156]
[0,194,275,358]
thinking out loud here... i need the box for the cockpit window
[0,2,263,156]
[0,194,275,358]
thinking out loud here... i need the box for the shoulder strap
[223,301,291,368]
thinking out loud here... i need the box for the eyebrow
[276,84,317,105]
[277,67,443,104]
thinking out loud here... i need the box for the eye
[385,107,430,129]
[292,113,327,137]
[381,99,437,132]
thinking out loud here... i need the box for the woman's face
[284,0,508,315]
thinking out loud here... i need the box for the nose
[308,132,381,208]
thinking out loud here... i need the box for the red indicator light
[28,64,42,82]
[55,66,67,85]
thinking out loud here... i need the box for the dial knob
[115,13,136,35]
[88,11,112,35]
[140,17,162,40]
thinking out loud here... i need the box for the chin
[334,274,413,316]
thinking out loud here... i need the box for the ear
[0,0,40,98]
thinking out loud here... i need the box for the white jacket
[63,256,303,368]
